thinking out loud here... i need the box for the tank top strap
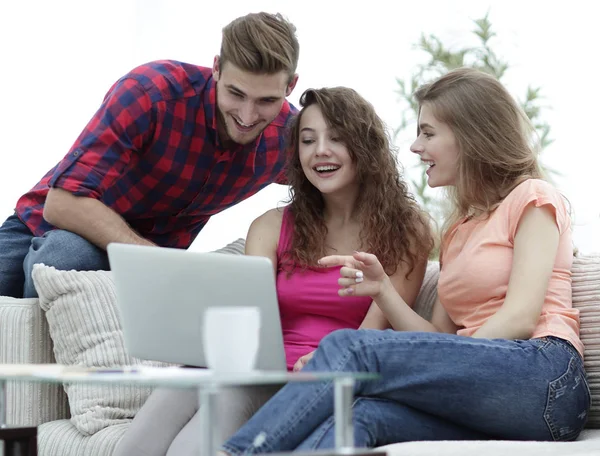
[276,206,294,260]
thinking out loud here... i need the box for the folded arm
[44,188,154,249]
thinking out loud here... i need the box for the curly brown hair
[283,87,434,277]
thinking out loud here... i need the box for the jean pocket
[544,357,591,441]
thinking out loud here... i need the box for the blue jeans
[0,214,110,298]
[222,329,591,453]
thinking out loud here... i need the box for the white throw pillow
[32,264,169,436]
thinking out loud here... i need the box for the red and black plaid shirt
[16,60,297,248]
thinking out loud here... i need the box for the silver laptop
[106,243,287,371]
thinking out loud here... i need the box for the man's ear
[213,55,221,81]
[286,74,299,97]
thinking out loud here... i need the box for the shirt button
[73,149,81,157]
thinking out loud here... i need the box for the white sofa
[1,240,599,456]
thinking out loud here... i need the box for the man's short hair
[220,12,299,81]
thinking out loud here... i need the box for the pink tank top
[276,207,372,370]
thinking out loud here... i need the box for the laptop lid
[107,243,287,371]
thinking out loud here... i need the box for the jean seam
[547,338,590,410]
[261,383,332,451]
[535,337,552,351]
[307,396,374,450]
[220,444,243,456]
[543,357,586,441]
[308,416,335,450]
[349,331,543,355]
[549,337,585,368]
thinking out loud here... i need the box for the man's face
[213,57,298,146]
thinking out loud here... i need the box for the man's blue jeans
[0,214,110,298]
[222,329,591,453]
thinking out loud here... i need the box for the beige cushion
[31,265,169,436]
[214,238,245,255]
[38,419,129,456]
[0,296,69,426]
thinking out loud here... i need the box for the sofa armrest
[0,297,69,425]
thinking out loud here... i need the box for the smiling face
[410,102,460,188]
[298,105,358,196]
[213,57,298,145]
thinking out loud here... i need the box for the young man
[0,12,299,298]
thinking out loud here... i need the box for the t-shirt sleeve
[507,179,571,243]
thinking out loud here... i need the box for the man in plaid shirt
[0,12,299,298]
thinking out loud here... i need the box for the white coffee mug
[202,306,261,373]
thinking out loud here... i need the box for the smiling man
[0,12,299,298]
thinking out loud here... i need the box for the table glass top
[0,364,379,388]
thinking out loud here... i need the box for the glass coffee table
[0,364,381,456]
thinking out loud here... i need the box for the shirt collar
[204,75,219,133]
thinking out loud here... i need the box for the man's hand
[293,350,315,372]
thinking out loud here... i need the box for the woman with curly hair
[116,86,432,456]
[275,86,433,372]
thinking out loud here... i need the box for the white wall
[1,0,598,252]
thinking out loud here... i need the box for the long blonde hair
[414,68,543,242]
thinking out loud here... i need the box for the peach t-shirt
[438,179,583,356]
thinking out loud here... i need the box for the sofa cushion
[0,296,69,426]
[31,265,169,436]
[214,238,245,255]
[413,262,439,321]
[38,419,129,456]
[379,428,600,455]
[571,254,600,428]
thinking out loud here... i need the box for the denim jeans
[222,329,591,453]
[0,214,110,298]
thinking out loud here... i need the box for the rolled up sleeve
[49,78,154,199]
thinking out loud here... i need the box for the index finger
[318,255,357,268]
